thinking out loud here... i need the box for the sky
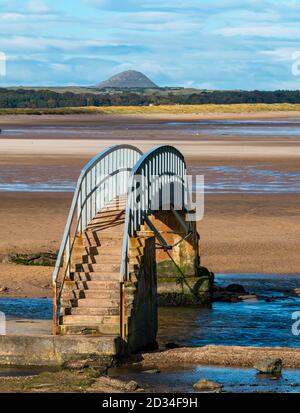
[1,0,300,89]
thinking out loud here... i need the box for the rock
[238,294,258,301]
[64,359,90,370]
[197,266,214,281]
[0,286,8,292]
[1,255,11,264]
[256,372,280,380]
[193,379,223,392]
[290,288,300,298]
[213,288,258,303]
[213,290,239,303]
[225,284,246,294]
[8,252,57,267]
[125,380,140,392]
[254,358,282,375]
[165,342,179,349]
[212,291,232,302]
[143,369,160,374]
[63,356,110,374]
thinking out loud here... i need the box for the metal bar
[52,282,58,335]
[170,205,189,234]
[65,232,70,279]
[144,216,170,251]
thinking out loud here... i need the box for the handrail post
[66,231,70,279]
[53,281,58,335]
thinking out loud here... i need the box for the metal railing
[120,145,188,280]
[52,144,142,333]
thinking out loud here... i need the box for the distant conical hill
[96,70,158,89]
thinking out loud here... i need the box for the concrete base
[157,266,214,306]
[0,334,121,366]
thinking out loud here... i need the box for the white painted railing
[120,145,188,280]
[52,144,142,332]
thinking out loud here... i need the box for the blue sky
[1,0,300,89]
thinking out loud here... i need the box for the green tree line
[1,88,300,108]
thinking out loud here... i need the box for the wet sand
[134,345,300,369]
[0,191,299,298]
[0,113,300,295]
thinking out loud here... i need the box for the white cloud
[214,25,300,38]
[26,0,49,13]
[0,36,124,52]
[259,48,297,61]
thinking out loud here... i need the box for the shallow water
[110,364,300,393]
[1,164,299,193]
[0,274,299,348]
[2,127,109,136]
[188,165,300,193]
[168,119,300,126]
[0,366,56,377]
[166,119,300,137]
[0,298,52,320]
[0,164,76,192]
[157,274,300,348]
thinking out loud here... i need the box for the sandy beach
[0,112,300,296]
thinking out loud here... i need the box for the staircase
[59,197,126,335]
[53,144,194,355]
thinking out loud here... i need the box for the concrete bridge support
[123,235,157,353]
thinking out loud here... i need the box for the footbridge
[53,144,201,353]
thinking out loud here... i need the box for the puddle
[158,274,300,348]
[0,366,56,378]
[166,119,300,137]
[188,165,300,193]
[0,164,76,192]
[0,298,52,320]
[110,364,300,393]
[0,274,299,347]
[167,119,300,126]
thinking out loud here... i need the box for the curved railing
[120,145,188,280]
[52,144,142,333]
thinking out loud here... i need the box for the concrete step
[83,234,123,247]
[91,218,125,226]
[65,307,120,316]
[61,289,120,303]
[59,324,120,335]
[74,280,120,291]
[81,246,121,256]
[93,207,125,215]
[81,255,121,264]
[72,272,121,281]
[86,222,124,231]
[86,242,121,253]
[75,263,120,272]
[128,247,145,258]
[71,289,120,299]
[60,314,120,325]
[69,297,119,308]
[87,217,125,226]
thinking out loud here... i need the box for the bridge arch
[53,144,201,353]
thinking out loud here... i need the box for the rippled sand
[0,112,299,294]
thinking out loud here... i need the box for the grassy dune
[1,103,300,115]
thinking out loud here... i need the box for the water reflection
[110,365,300,393]
[189,165,300,193]
[166,119,300,137]
[158,274,300,348]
